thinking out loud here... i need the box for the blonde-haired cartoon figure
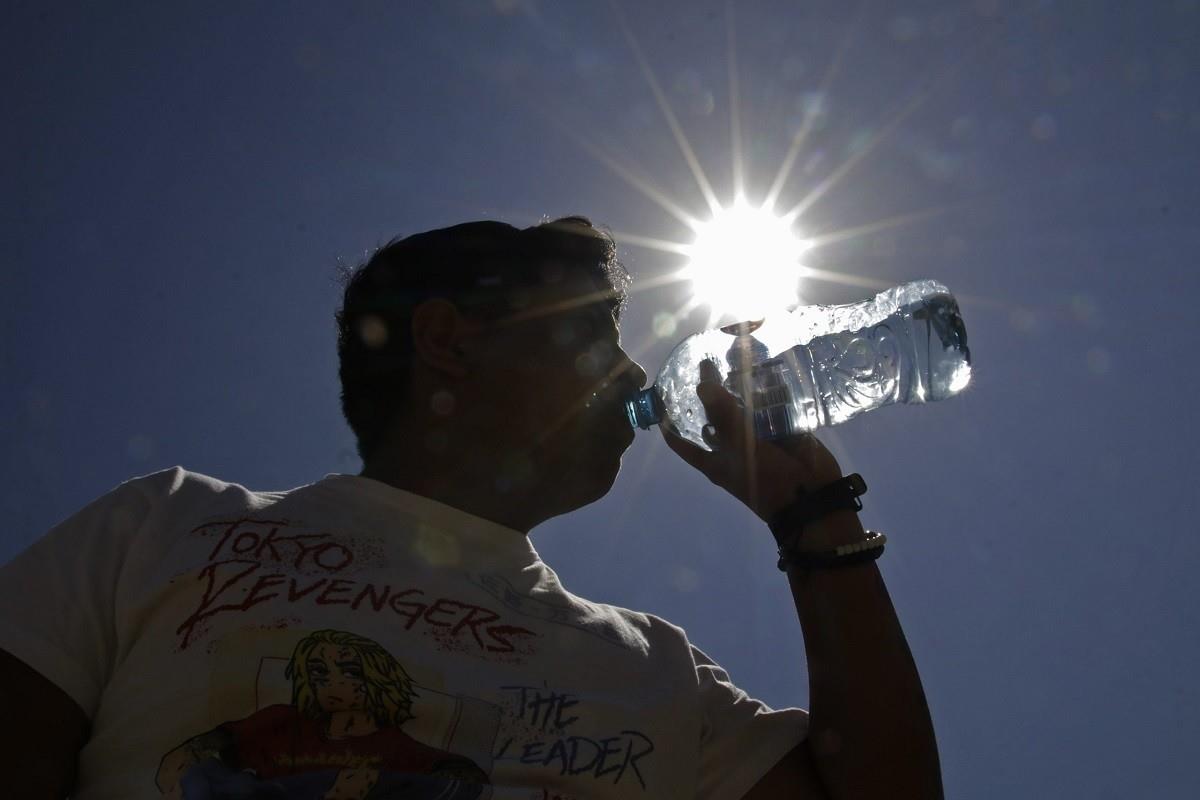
[157,630,487,800]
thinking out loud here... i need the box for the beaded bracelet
[777,530,887,572]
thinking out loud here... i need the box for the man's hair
[335,216,630,463]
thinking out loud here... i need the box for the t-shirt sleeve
[0,476,157,719]
[692,644,809,800]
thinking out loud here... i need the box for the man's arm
[738,513,941,800]
[766,511,941,799]
[742,739,832,799]
[663,366,943,799]
[0,647,91,799]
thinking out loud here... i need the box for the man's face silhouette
[458,273,646,509]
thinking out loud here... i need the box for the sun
[680,197,810,322]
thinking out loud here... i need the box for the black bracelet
[768,473,867,545]
[777,531,887,572]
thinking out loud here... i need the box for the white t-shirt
[0,467,807,799]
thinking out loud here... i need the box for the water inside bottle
[768,291,970,432]
[643,285,970,446]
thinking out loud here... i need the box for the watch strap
[768,473,867,543]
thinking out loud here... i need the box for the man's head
[336,217,646,524]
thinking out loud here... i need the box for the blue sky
[3,1,1198,797]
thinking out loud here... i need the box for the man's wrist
[779,510,867,553]
[769,473,869,552]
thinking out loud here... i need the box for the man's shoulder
[123,465,219,494]
[547,586,692,655]
[585,601,683,636]
[85,467,304,538]
[119,466,291,507]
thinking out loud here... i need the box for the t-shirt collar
[308,473,540,569]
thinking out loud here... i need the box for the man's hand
[661,360,845,524]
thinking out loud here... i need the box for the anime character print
[157,629,489,799]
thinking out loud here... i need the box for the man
[0,217,941,798]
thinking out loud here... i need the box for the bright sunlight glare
[680,197,810,322]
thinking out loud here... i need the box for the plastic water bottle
[625,280,971,448]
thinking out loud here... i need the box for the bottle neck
[625,387,662,430]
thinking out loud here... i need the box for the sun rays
[609,0,724,217]
[473,1,1002,491]
[587,2,897,359]
[576,0,996,339]
[548,0,990,492]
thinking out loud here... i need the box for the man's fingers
[694,359,775,454]
[660,425,714,472]
[695,358,752,453]
[696,380,746,439]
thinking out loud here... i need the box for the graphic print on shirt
[473,573,650,652]
[155,628,500,800]
[171,516,539,660]
[491,682,656,792]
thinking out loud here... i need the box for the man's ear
[410,298,471,379]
